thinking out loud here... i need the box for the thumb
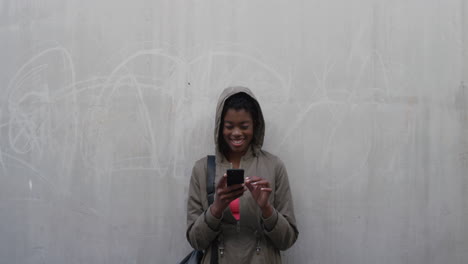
[216,173,227,189]
[244,177,254,192]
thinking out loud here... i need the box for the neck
[226,152,244,168]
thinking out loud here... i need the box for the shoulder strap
[206,155,218,264]
[207,155,216,205]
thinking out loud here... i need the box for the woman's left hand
[245,176,274,218]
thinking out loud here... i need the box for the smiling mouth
[230,138,245,147]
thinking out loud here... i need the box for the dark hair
[218,92,262,157]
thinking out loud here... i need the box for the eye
[224,124,233,129]
[241,125,250,130]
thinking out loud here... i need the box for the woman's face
[222,108,254,156]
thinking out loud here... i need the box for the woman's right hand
[210,173,246,219]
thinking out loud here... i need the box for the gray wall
[1,1,467,263]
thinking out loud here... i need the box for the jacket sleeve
[186,160,222,250]
[261,159,299,250]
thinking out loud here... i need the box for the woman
[186,86,298,263]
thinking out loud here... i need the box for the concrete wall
[0,1,467,263]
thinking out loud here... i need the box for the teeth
[231,139,244,145]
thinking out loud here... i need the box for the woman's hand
[210,174,246,219]
[245,176,273,218]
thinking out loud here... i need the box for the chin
[230,146,248,153]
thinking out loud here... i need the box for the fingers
[226,183,245,192]
[245,176,262,183]
[251,180,269,186]
[217,186,247,204]
[245,182,254,192]
[245,176,270,190]
[245,176,269,185]
[227,186,247,200]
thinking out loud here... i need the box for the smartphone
[226,169,244,186]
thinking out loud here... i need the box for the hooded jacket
[186,87,298,264]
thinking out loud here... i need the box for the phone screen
[226,169,244,186]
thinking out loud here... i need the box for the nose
[232,127,241,136]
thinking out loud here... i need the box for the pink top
[229,198,240,220]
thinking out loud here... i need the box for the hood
[214,86,265,161]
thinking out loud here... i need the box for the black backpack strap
[206,155,218,264]
[207,155,216,205]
